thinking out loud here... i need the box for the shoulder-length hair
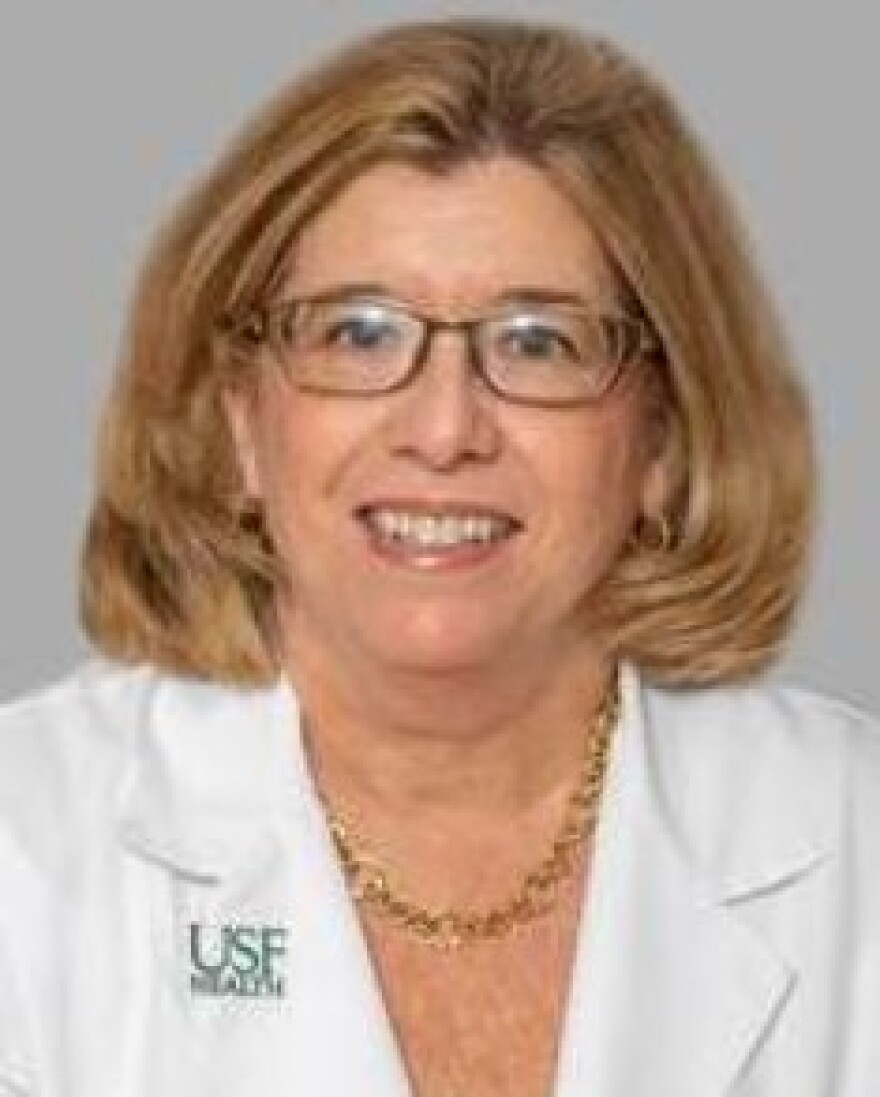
[80,18,815,687]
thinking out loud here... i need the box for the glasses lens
[481,309,625,403]
[275,299,418,393]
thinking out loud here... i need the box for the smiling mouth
[354,505,523,554]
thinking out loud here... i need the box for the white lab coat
[0,658,878,1096]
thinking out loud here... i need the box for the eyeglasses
[220,290,661,407]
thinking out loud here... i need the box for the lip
[352,497,524,572]
[353,498,524,526]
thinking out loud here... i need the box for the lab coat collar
[113,664,833,1097]
[115,674,300,885]
[553,665,831,1096]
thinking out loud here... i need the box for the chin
[357,606,515,675]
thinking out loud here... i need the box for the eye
[494,316,580,362]
[314,303,404,352]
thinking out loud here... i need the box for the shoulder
[0,661,272,880]
[0,657,279,781]
[0,661,151,825]
[639,671,880,786]
[633,669,880,889]
[0,660,180,808]
[0,663,146,884]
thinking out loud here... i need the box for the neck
[282,626,613,823]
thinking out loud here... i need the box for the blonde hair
[80,18,815,687]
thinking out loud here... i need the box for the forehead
[284,157,619,307]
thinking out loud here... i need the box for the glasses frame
[219,290,662,408]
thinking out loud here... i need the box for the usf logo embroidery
[189,922,289,998]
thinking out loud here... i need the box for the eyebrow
[283,281,599,310]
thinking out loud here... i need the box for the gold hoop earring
[240,499,274,555]
[630,512,675,553]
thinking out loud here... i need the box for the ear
[639,452,673,524]
[221,382,262,500]
[637,383,683,524]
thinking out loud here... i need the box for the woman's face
[226,157,667,678]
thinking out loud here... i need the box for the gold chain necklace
[326,670,620,950]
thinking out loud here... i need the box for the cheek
[248,394,373,531]
[243,393,313,530]
[528,415,651,562]
[530,412,647,511]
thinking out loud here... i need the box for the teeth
[366,509,513,547]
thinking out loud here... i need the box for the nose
[386,328,501,469]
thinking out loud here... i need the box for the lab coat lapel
[555,666,827,1097]
[115,675,412,1097]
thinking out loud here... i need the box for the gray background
[1,1,876,708]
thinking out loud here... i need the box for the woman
[0,17,877,1097]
